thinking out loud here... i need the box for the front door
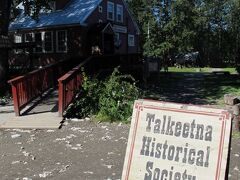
[103,33,114,54]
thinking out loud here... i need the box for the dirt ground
[0,118,239,180]
[0,119,129,180]
[0,72,240,180]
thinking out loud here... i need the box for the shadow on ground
[143,72,240,106]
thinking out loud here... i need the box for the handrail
[8,59,71,116]
[58,57,92,83]
[58,57,92,116]
[58,53,142,116]
[8,60,66,84]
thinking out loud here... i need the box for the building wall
[9,25,88,67]
[9,0,141,67]
[86,0,140,54]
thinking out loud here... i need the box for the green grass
[167,67,237,74]
[144,71,240,107]
[223,68,238,74]
[206,89,240,107]
[203,76,240,107]
[167,67,210,73]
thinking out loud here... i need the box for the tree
[0,0,12,95]
[229,0,240,66]
[0,0,50,95]
[127,0,240,67]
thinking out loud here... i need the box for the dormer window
[107,1,114,21]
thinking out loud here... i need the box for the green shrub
[97,68,140,122]
[236,66,240,74]
[65,68,140,122]
[64,73,103,119]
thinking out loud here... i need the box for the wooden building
[9,0,140,67]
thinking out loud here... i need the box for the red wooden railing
[58,57,92,116]
[8,60,69,116]
[8,54,142,117]
[58,54,142,116]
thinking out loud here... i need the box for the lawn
[143,71,240,107]
[166,67,237,74]
[203,75,240,106]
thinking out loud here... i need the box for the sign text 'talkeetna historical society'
[142,113,212,180]
[122,100,231,180]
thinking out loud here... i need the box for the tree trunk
[0,0,12,95]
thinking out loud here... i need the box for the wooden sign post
[122,100,232,180]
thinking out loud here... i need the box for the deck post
[11,83,20,116]
[58,81,64,117]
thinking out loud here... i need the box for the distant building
[9,0,140,67]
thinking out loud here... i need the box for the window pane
[57,31,67,52]
[44,32,53,52]
[128,35,135,47]
[35,33,42,52]
[25,33,34,42]
[107,2,114,20]
[14,34,22,43]
[117,5,123,22]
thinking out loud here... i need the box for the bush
[97,68,140,122]
[64,73,103,119]
[65,68,140,122]
[236,66,240,74]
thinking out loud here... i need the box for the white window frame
[13,34,23,54]
[114,32,122,47]
[24,33,35,54]
[34,32,43,53]
[128,34,135,47]
[107,1,114,21]
[43,31,54,53]
[14,34,22,43]
[34,31,53,53]
[25,33,35,42]
[98,5,103,13]
[56,30,68,53]
[115,33,120,42]
[116,4,123,23]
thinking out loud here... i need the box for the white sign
[113,25,127,34]
[122,100,231,180]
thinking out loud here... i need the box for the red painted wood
[58,82,64,117]
[57,54,141,116]
[11,84,20,116]
[8,59,73,116]
[57,57,92,116]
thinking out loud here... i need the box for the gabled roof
[9,0,102,31]
[9,0,140,35]
[89,23,113,34]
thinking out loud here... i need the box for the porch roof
[9,0,102,31]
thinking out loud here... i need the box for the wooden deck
[0,90,62,129]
